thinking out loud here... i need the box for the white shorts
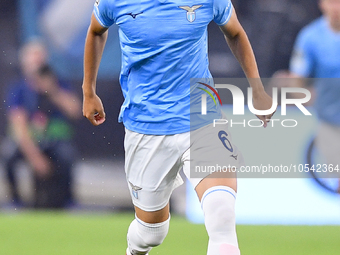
[124,123,243,212]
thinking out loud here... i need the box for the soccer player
[286,0,340,190]
[82,0,275,254]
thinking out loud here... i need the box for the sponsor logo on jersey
[179,5,203,22]
[230,154,238,160]
[125,12,144,19]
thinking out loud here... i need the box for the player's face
[320,0,340,30]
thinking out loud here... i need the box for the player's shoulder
[95,0,117,11]
[213,0,232,8]
[95,0,113,5]
[212,0,233,25]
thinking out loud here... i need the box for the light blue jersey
[290,17,340,125]
[94,0,232,135]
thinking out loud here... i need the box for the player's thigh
[135,203,170,223]
[124,128,189,215]
[182,123,242,200]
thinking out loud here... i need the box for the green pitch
[0,211,339,255]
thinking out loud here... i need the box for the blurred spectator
[1,39,81,208]
[290,0,340,184]
[272,0,340,190]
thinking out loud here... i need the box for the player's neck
[329,25,340,33]
[326,18,340,33]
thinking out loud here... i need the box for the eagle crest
[179,5,203,22]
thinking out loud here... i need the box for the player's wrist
[82,84,96,98]
[248,79,265,99]
[252,87,266,99]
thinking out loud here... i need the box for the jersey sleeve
[93,0,115,27]
[289,28,315,77]
[213,0,233,26]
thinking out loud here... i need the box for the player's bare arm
[220,8,276,126]
[82,13,108,126]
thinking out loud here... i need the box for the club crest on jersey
[129,181,142,199]
[179,5,203,22]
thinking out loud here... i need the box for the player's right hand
[83,94,106,126]
[252,90,277,128]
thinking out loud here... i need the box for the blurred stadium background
[0,0,339,254]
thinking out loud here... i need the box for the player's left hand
[252,90,276,128]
